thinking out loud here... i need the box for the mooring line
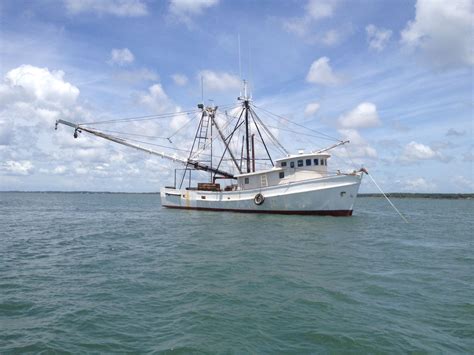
[367,172,409,224]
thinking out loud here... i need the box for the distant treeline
[358,193,473,199]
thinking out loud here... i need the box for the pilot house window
[244,177,249,184]
[290,161,295,168]
[279,172,284,179]
[314,159,319,165]
[281,161,287,167]
[297,160,303,167]
[306,159,311,166]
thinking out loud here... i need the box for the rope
[366,172,409,224]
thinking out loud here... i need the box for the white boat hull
[160,173,363,216]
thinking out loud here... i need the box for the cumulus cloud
[304,102,320,116]
[2,160,34,176]
[400,0,474,67]
[171,73,188,86]
[321,29,344,46]
[400,141,444,163]
[109,48,135,66]
[366,24,392,51]
[401,177,436,192]
[138,83,174,113]
[338,102,380,129]
[2,64,80,108]
[284,0,337,37]
[52,165,67,175]
[199,70,240,92]
[169,108,190,131]
[306,57,341,85]
[64,0,148,17]
[453,175,474,191]
[338,129,377,159]
[169,0,219,24]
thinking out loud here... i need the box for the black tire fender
[254,193,265,205]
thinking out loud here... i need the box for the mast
[240,80,251,173]
[244,100,250,173]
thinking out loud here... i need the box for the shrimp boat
[55,82,366,216]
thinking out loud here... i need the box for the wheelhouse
[235,152,331,190]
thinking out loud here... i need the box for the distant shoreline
[0,191,472,199]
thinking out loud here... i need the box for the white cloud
[3,160,34,175]
[401,177,436,192]
[284,0,337,37]
[400,0,474,67]
[306,57,341,85]
[169,107,190,131]
[109,48,135,66]
[304,102,320,116]
[453,175,474,191]
[321,29,343,46]
[366,24,392,51]
[169,0,219,24]
[2,64,80,108]
[64,0,148,17]
[199,70,241,92]
[338,129,377,159]
[306,0,336,20]
[171,73,188,86]
[400,141,444,162]
[52,165,67,175]
[138,83,174,113]
[338,102,380,129]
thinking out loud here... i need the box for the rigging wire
[252,109,326,151]
[86,128,170,141]
[188,107,242,160]
[252,104,341,142]
[78,103,238,126]
[78,110,199,126]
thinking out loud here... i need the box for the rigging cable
[252,104,341,142]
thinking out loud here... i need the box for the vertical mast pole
[244,100,250,173]
[210,111,213,182]
[251,134,255,172]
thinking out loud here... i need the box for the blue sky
[0,0,472,192]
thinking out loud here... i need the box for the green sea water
[1,192,473,353]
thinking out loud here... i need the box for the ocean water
[1,192,472,353]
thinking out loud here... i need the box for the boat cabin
[235,152,331,190]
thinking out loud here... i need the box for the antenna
[201,75,204,105]
[248,42,253,99]
[238,34,242,80]
[238,34,242,97]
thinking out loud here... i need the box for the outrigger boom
[55,119,235,179]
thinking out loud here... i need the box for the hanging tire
[254,193,265,205]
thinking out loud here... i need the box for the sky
[0,0,472,193]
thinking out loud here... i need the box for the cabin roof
[234,167,282,178]
[275,152,330,162]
